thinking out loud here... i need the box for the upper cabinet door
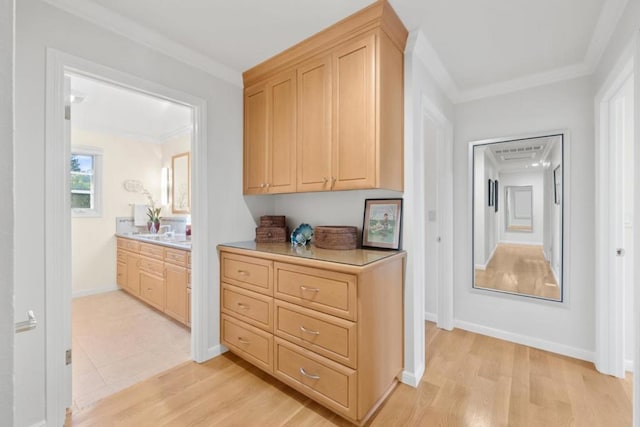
[244,72,297,195]
[268,71,297,194]
[297,56,332,192]
[332,34,376,191]
[244,84,268,194]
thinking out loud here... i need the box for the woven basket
[314,226,358,250]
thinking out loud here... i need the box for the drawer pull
[237,337,250,345]
[237,302,250,310]
[237,270,249,276]
[300,286,320,293]
[299,325,320,336]
[299,367,320,380]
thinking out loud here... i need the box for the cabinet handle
[331,177,336,189]
[260,183,265,188]
[237,337,250,345]
[237,302,249,310]
[300,286,319,293]
[299,325,320,336]
[322,177,328,185]
[299,367,320,380]
[265,183,271,188]
[237,270,249,276]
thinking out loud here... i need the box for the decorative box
[255,215,288,243]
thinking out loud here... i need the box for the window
[71,146,103,217]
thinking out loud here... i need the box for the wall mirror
[472,133,563,301]
[172,152,190,214]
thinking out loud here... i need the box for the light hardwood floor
[72,290,191,410]
[475,243,560,300]
[68,322,632,426]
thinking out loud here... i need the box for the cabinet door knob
[331,177,336,188]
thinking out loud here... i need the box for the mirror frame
[172,152,191,214]
[469,131,566,303]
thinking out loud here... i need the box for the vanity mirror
[172,152,190,214]
[472,133,563,301]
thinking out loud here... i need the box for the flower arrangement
[141,187,162,232]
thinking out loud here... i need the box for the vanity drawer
[275,300,356,368]
[139,257,164,277]
[222,284,273,332]
[221,314,273,374]
[117,238,140,252]
[274,338,356,419]
[221,252,273,296]
[139,242,164,260]
[274,263,357,321]
[165,248,188,266]
[117,250,127,264]
[139,272,164,311]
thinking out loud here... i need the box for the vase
[148,221,160,233]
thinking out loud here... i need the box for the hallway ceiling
[48,0,625,103]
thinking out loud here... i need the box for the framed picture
[488,179,494,206]
[554,165,562,205]
[362,198,403,250]
[494,180,499,212]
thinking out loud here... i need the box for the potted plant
[147,206,162,233]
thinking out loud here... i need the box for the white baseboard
[206,344,227,360]
[550,265,560,286]
[474,263,487,270]
[454,319,595,363]
[625,359,634,372]
[28,421,46,427]
[424,311,437,322]
[401,362,425,388]
[72,284,120,298]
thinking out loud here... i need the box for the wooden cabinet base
[219,243,405,425]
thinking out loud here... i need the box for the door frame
[594,50,633,378]
[421,95,454,330]
[45,49,209,424]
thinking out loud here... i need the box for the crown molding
[72,122,163,144]
[407,30,461,102]
[160,124,193,143]
[584,0,630,70]
[455,62,592,104]
[41,0,243,87]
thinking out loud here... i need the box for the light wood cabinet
[219,242,405,425]
[243,0,407,194]
[116,237,190,327]
[243,70,297,194]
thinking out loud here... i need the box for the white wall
[0,0,14,423]
[15,0,257,425]
[454,76,595,357]
[542,139,562,278]
[71,129,164,295]
[499,170,544,245]
[473,147,486,266]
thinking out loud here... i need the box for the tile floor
[72,290,191,410]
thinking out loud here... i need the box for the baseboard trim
[72,285,120,298]
[401,362,425,388]
[454,320,595,363]
[206,344,227,360]
[424,311,437,322]
[625,359,634,372]
[28,421,46,427]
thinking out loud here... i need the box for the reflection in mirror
[506,186,533,232]
[472,134,563,301]
[172,152,190,214]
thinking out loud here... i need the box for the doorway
[595,60,635,379]
[68,73,194,410]
[43,49,210,425]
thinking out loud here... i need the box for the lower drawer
[274,337,356,420]
[221,314,273,374]
[139,272,164,311]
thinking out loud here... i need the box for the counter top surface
[116,233,191,251]
[218,241,403,267]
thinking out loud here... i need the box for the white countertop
[116,233,191,250]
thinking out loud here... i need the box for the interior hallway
[68,322,632,426]
[475,243,560,300]
[72,290,190,410]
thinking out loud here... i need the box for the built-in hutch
[218,242,405,425]
[242,0,407,194]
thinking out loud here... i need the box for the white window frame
[71,145,103,217]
